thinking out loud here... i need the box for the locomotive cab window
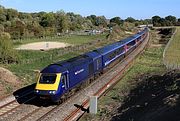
[39,74,57,84]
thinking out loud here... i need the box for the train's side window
[61,75,66,86]
[118,47,123,54]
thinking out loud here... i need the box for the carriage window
[39,74,56,84]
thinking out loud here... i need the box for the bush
[0,32,19,63]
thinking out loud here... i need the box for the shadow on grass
[111,70,180,121]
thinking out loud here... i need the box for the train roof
[41,55,92,73]
[55,55,92,69]
[41,64,67,73]
[94,41,123,55]
[94,28,147,55]
[95,35,136,55]
[85,51,101,60]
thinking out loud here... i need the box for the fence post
[89,96,98,114]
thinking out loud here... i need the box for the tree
[177,18,180,26]
[110,17,123,26]
[67,13,85,30]
[87,15,97,26]
[95,16,107,27]
[0,32,19,63]
[125,17,136,23]
[0,24,4,32]
[55,10,69,33]
[0,7,6,22]
[143,19,152,24]
[165,15,176,26]
[6,8,19,21]
[159,18,166,26]
[178,18,180,22]
[87,15,107,27]
[152,16,161,26]
[39,12,55,27]
[19,12,32,20]
[82,19,94,30]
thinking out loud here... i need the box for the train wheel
[56,101,61,105]
[56,99,62,105]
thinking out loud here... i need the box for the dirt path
[16,42,70,50]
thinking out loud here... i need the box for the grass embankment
[81,30,167,121]
[164,27,180,66]
[13,34,106,46]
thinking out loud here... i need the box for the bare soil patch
[0,67,21,98]
[16,42,70,50]
[0,83,6,98]
[0,67,20,84]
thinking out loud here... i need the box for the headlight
[52,91,56,94]
[36,90,39,93]
[49,91,56,94]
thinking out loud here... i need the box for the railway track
[0,100,19,116]
[0,32,149,121]
[0,90,36,120]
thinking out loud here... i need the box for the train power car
[34,28,148,103]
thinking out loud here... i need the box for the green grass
[164,27,180,65]
[81,33,166,121]
[8,51,79,85]
[13,34,107,46]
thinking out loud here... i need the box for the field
[164,27,180,67]
[13,34,106,46]
[1,34,113,86]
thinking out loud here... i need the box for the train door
[96,59,100,70]
[89,62,94,76]
[61,73,69,90]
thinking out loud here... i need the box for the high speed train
[34,28,148,103]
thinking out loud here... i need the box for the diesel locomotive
[34,28,148,103]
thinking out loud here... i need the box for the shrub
[0,32,19,63]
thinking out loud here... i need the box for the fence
[163,27,180,70]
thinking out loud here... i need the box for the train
[34,28,148,103]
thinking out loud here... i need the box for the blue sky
[0,0,179,19]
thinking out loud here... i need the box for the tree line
[1,5,180,40]
[0,5,155,40]
[152,15,180,27]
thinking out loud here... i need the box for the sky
[0,0,180,19]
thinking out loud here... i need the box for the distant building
[84,29,103,35]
